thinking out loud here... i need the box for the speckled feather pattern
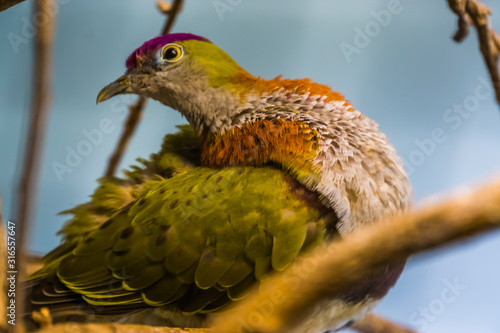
[233,90,413,235]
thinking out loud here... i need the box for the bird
[27,33,413,333]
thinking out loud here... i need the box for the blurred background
[1,0,500,331]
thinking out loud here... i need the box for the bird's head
[97,33,253,131]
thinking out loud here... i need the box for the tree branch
[0,192,3,228]
[447,0,500,105]
[211,176,500,332]
[0,196,7,332]
[103,97,147,177]
[0,0,26,12]
[351,314,416,333]
[33,315,416,333]
[103,0,185,178]
[36,323,208,333]
[16,1,56,332]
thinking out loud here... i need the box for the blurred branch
[0,197,7,332]
[211,176,500,332]
[0,193,3,227]
[103,97,146,177]
[0,0,25,12]
[25,254,43,276]
[37,323,208,333]
[351,314,416,333]
[159,0,184,35]
[16,0,56,332]
[447,0,500,105]
[34,315,415,333]
[103,0,185,178]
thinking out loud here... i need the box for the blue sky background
[1,0,500,332]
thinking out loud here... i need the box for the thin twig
[16,1,56,332]
[211,176,500,332]
[103,0,185,178]
[447,0,500,105]
[351,314,416,333]
[160,0,184,35]
[103,97,146,177]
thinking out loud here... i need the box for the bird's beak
[96,73,150,104]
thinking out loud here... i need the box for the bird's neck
[228,72,352,109]
[177,71,353,134]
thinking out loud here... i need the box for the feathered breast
[201,118,321,171]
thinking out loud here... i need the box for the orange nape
[234,72,353,108]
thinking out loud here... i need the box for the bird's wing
[55,124,201,243]
[29,127,337,317]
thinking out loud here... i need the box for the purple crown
[125,33,211,70]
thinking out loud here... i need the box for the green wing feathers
[29,125,334,317]
[56,125,200,243]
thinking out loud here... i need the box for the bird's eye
[161,44,183,62]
